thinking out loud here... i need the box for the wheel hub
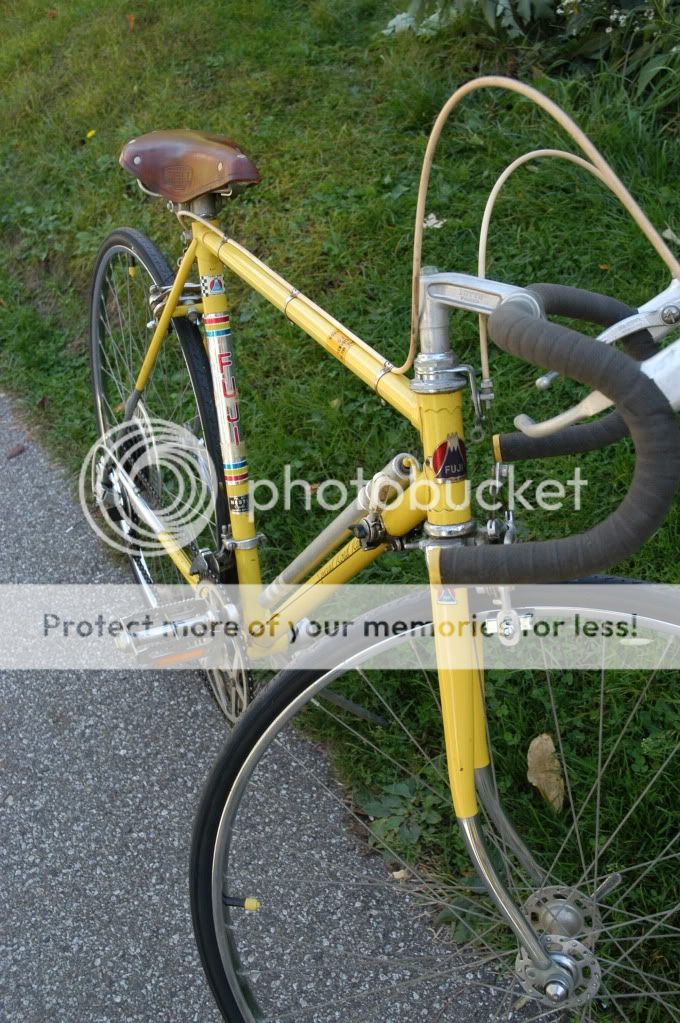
[516,935,601,1008]
[523,885,602,947]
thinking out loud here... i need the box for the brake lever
[517,334,680,438]
[514,390,613,438]
[518,280,680,435]
[598,279,680,344]
[533,279,680,392]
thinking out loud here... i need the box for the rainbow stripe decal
[224,458,249,485]
[204,312,232,338]
[205,312,245,480]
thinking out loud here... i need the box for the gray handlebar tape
[496,284,654,462]
[439,305,680,583]
[498,411,627,462]
[529,283,656,361]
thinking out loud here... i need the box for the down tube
[248,483,429,656]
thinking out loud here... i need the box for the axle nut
[544,980,569,1003]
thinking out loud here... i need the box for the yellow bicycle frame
[132,219,489,819]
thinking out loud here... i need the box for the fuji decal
[432,433,467,482]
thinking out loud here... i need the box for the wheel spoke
[578,740,678,890]
[311,695,451,808]
[599,955,680,995]
[540,641,673,891]
[99,303,134,398]
[104,269,136,379]
[607,833,680,912]
[91,236,229,604]
[354,666,451,789]
[263,733,502,943]
[598,905,680,937]
[593,644,606,893]
[541,656,589,883]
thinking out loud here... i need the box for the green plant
[357,770,451,856]
[383,0,680,115]
[556,2,680,112]
[382,0,559,39]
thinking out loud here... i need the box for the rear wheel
[191,588,680,1022]
[89,228,251,723]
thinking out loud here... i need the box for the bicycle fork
[426,550,586,1003]
[414,307,577,1003]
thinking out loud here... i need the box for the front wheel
[191,588,679,1022]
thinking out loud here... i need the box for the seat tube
[192,225,261,589]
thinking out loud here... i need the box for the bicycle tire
[191,587,680,1022]
[90,228,250,723]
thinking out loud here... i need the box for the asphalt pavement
[0,393,225,1022]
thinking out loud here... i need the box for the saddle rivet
[218,161,223,172]
[133,155,142,166]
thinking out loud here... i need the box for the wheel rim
[206,604,679,1022]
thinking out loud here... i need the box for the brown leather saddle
[119,130,260,203]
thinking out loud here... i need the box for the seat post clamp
[223,533,267,552]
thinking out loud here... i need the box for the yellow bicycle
[90,77,680,1020]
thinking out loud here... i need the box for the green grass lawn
[1,0,678,582]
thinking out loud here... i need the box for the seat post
[187,194,219,218]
